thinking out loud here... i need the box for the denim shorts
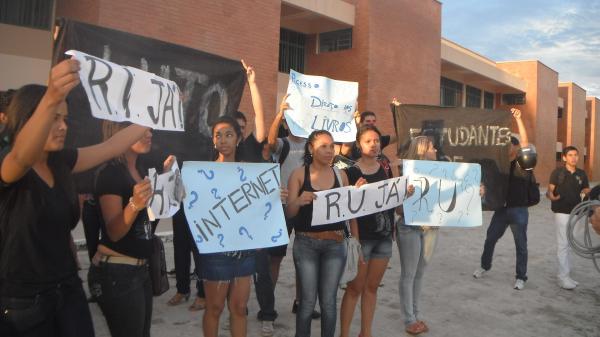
[360,237,393,261]
[200,251,256,281]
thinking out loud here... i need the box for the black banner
[53,19,246,192]
[392,104,511,211]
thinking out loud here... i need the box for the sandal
[417,321,429,333]
[188,297,206,311]
[167,292,190,306]
[405,322,426,335]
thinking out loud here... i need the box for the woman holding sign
[286,130,358,337]
[339,125,396,337]
[396,135,438,335]
[0,60,149,337]
[88,121,175,337]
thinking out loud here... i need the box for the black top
[345,165,394,240]
[549,167,589,214]
[349,135,391,161]
[0,147,80,297]
[96,162,155,259]
[239,134,265,163]
[505,160,534,207]
[294,165,346,232]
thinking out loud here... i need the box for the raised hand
[163,155,176,172]
[279,93,291,114]
[47,59,80,105]
[241,59,256,84]
[511,108,522,120]
[391,97,402,106]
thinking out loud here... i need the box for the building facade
[1,0,598,184]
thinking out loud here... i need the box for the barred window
[466,85,482,108]
[0,0,54,30]
[502,93,526,105]
[440,77,463,107]
[318,28,352,53]
[279,28,306,73]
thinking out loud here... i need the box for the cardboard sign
[402,160,482,227]
[311,176,408,226]
[147,162,185,220]
[284,70,358,142]
[182,162,288,253]
[66,50,184,131]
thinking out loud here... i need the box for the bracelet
[128,197,143,212]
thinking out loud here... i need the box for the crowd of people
[0,58,595,337]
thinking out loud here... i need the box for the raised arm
[241,60,265,142]
[73,125,149,174]
[268,94,289,152]
[511,108,528,147]
[1,60,80,184]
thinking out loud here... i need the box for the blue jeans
[88,263,152,337]
[396,223,438,326]
[480,207,528,281]
[293,235,346,337]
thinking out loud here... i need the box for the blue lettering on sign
[311,115,352,134]
[291,73,315,89]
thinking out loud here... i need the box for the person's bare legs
[203,281,230,337]
[360,258,389,337]
[228,276,252,337]
[339,261,369,337]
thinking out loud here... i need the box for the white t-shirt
[273,137,306,188]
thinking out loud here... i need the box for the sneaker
[558,278,577,290]
[473,268,487,279]
[261,321,274,337]
[514,279,525,290]
[567,277,579,286]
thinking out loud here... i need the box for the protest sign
[402,160,482,227]
[284,70,358,142]
[182,162,288,253]
[66,50,184,131]
[392,104,511,211]
[147,162,185,220]
[311,176,408,226]
[53,19,245,193]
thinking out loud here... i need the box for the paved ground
[73,195,600,337]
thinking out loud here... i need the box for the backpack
[278,138,290,164]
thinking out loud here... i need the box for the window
[557,107,563,118]
[501,93,526,105]
[484,91,494,109]
[466,85,482,108]
[279,28,306,73]
[318,28,352,53]
[0,0,54,30]
[440,77,462,107]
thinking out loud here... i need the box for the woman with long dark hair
[286,130,357,337]
[87,120,174,337]
[0,60,149,336]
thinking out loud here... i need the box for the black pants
[173,208,205,297]
[0,277,94,337]
[88,263,152,337]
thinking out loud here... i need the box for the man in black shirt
[473,109,533,290]
[546,146,590,289]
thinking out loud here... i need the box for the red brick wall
[55,0,282,135]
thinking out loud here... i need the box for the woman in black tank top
[286,130,358,337]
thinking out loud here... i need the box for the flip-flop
[188,297,206,311]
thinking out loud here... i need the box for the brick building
[1,0,598,184]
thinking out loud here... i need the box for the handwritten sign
[182,162,288,253]
[66,50,184,131]
[311,176,408,226]
[285,70,358,142]
[402,160,482,227]
[147,162,185,220]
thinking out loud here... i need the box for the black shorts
[267,216,295,257]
